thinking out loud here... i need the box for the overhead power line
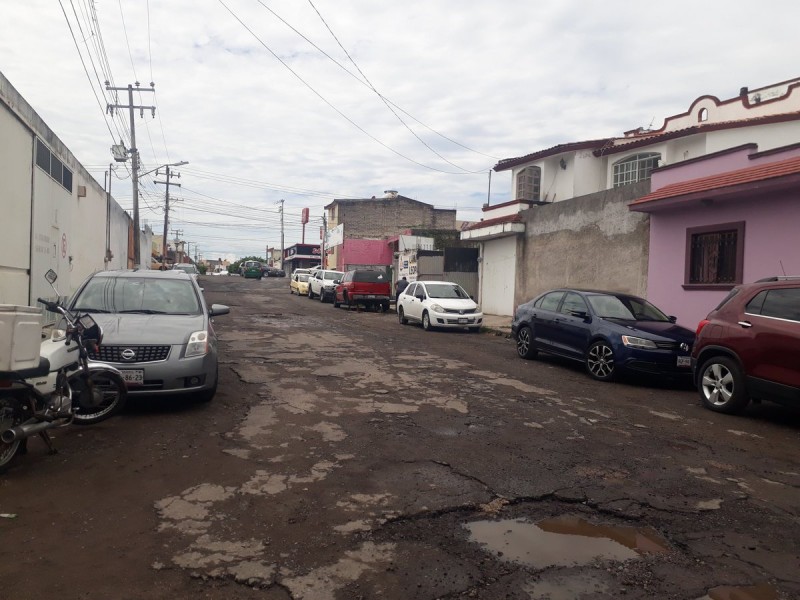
[304,0,487,173]
[58,0,121,143]
[255,0,498,161]
[217,0,480,176]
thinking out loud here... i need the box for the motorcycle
[0,269,127,473]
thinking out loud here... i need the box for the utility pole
[279,199,285,268]
[106,81,156,267]
[171,228,183,262]
[104,163,115,269]
[154,165,182,269]
[321,212,327,269]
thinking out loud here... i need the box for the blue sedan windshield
[587,294,670,322]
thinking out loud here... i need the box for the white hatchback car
[397,281,483,332]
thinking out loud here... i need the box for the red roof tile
[597,111,800,156]
[462,212,523,231]
[494,139,613,172]
[630,155,800,206]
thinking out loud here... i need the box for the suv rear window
[352,271,386,283]
[713,288,740,311]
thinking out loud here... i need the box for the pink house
[629,143,800,329]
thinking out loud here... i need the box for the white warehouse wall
[0,101,34,304]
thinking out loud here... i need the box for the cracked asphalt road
[2,276,799,599]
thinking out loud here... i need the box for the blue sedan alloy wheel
[516,325,538,359]
[587,341,616,381]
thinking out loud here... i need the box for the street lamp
[146,160,189,269]
[139,160,188,179]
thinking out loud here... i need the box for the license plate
[120,370,144,385]
[458,318,468,324]
[677,356,691,368]
[367,295,376,298]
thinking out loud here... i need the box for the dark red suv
[333,270,391,312]
[692,277,800,414]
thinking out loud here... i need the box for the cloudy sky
[2,1,798,260]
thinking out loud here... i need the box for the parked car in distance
[172,263,199,280]
[512,289,695,382]
[290,272,310,295]
[241,260,263,280]
[308,269,345,302]
[692,276,800,414]
[267,267,286,277]
[397,281,482,332]
[68,269,230,402]
[333,269,391,311]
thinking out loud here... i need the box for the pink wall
[337,239,393,270]
[647,192,800,329]
[652,145,800,191]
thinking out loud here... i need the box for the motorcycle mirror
[45,269,61,297]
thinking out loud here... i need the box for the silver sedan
[68,270,229,401]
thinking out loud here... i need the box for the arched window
[698,107,708,122]
[516,166,541,201]
[612,153,661,187]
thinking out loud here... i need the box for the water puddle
[466,515,669,568]
[697,583,779,600]
[524,571,611,599]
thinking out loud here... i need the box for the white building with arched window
[464,77,800,316]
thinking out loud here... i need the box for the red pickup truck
[333,270,391,312]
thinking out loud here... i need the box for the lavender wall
[652,145,800,192]
[647,192,800,328]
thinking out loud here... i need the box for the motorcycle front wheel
[0,396,25,473]
[71,370,128,425]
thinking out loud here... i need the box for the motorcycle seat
[0,357,51,380]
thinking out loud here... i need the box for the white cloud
[1,0,798,258]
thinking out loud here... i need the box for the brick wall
[338,197,456,238]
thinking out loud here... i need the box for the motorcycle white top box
[0,270,127,474]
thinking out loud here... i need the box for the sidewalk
[481,313,513,336]
[389,301,512,336]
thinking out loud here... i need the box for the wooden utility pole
[106,82,156,267]
[154,165,182,269]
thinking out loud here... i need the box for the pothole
[465,514,669,568]
[697,582,779,600]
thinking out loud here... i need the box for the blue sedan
[511,289,695,381]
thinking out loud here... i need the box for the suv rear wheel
[698,356,749,414]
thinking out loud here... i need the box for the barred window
[685,222,744,287]
[516,166,541,201]
[612,153,660,187]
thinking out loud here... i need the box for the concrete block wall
[516,181,651,307]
